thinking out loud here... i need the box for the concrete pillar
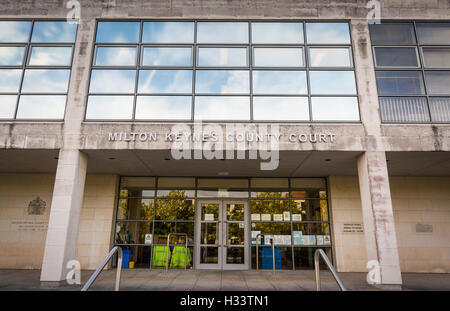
[40,149,88,281]
[357,151,402,287]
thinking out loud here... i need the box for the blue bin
[261,248,281,270]
[122,249,130,269]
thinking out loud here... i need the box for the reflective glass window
[0,46,26,65]
[89,70,136,93]
[429,97,450,122]
[85,95,134,120]
[96,21,140,43]
[253,97,309,121]
[0,69,22,92]
[95,47,137,66]
[142,22,194,43]
[309,71,356,95]
[197,22,248,43]
[142,47,191,67]
[376,71,425,95]
[21,69,70,93]
[379,97,430,122]
[369,23,416,45]
[195,70,249,94]
[135,96,192,120]
[194,96,250,120]
[424,71,450,95]
[0,21,31,43]
[0,95,17,119]
[29,46,73,66]
[16,95,66,119]
[252,22,303,44]
[306,23,350,44]
[138,70,192,94]
[309,48,352,67]
[31,21,77,43]
[374,47,419,67]
[422,48,450,68]
[311,97,360,121]
[253,48,303,67]
[253,71,307,95]
[416,23,450,45]
[197,48,247,67]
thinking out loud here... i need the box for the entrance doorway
[195,200,249,270]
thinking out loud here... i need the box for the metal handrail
[255,234,275,272]
[314,249,347,291]
[81,246,123,291]
[165,233,189,272]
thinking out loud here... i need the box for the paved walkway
[0,269,448,291]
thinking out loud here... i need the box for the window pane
[0,95,17,119]
[135,96,191,120]
[253,97,309,121]
[374,47,419,67]
[138,70,192,94]
[292,200,329,222]
[253,48,303,67]
[89,70,136,93]
[194,96,250,120]
[369,23,416,45]
[29,46,73,66]
[16,95,66,119]
[306,23,350,44]
[95,47,136,66]
[197,22,248,43]
[142,47,191,66]
[86,95,134,120]
[0,21,31,43]
[156,197,195,220]
[422,48,450,68]
[309,48,352,67]
[142,22,194,43]
[21,69,70,93]
[311,97,359,121]
[253,71,307,95]
[425,71,450,95]
[379,97,430,122]
[116,198,154,220]
[376,71,425,95]
[198,48,247,67]
[96,21,140,43]
[309,71,356,95]
[429,97,450,122]
[31,21,77,43]
[252,22,303,44]
[0,46,26,65]
[416,23,450,45]
[195,70,249,94]
[0,69,22,92]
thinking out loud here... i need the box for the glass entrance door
[196,200,249,269]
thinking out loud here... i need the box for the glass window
[309,48,352,67]
[142,47,191,67]
[0,46,26,65]
[253,71,307,95]
[16,95,66,119]
[89,70,136,93]
[369,23,416,45]
[95,46,137,66]
[0,21,31,43]
[153,222,195,244]
[424,71,450,95]
[379,97,430,123]
[374,47,419,67]
[311,97,360,121]
[292,200,328,222]
[29,46,73,66]
[197,22,248,44]
[194,96,250,120]
[31,21,77,43]
[253,48,303,67]
[21,69,70,93]
[252,22,303,44]
[376,71,425,95]
[85,95,134,120]
[156,197,195,220]
[416,23,450,45]
[135,96,192,120]
[195,70,249,94]
[0,69,22,92]
[138,70,192,94]
[197,48,247,67]
[117,198,154,220]
[0,95,17,119]
[158,177,195,188]
[306,23,350,44]
[96,21,140,43]
[309,71,356,95]
[253,97,309,121]
[142,22,194,43]
[422,48,450,68]
[429,97,450,123]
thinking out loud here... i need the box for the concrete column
[40,149,88,281]
[357,151,402,287]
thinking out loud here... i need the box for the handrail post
[271,237,275,272]
[256,233,262,271]
[166,233,189,272]
[314,249,347,291]
[255,234,276,272]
